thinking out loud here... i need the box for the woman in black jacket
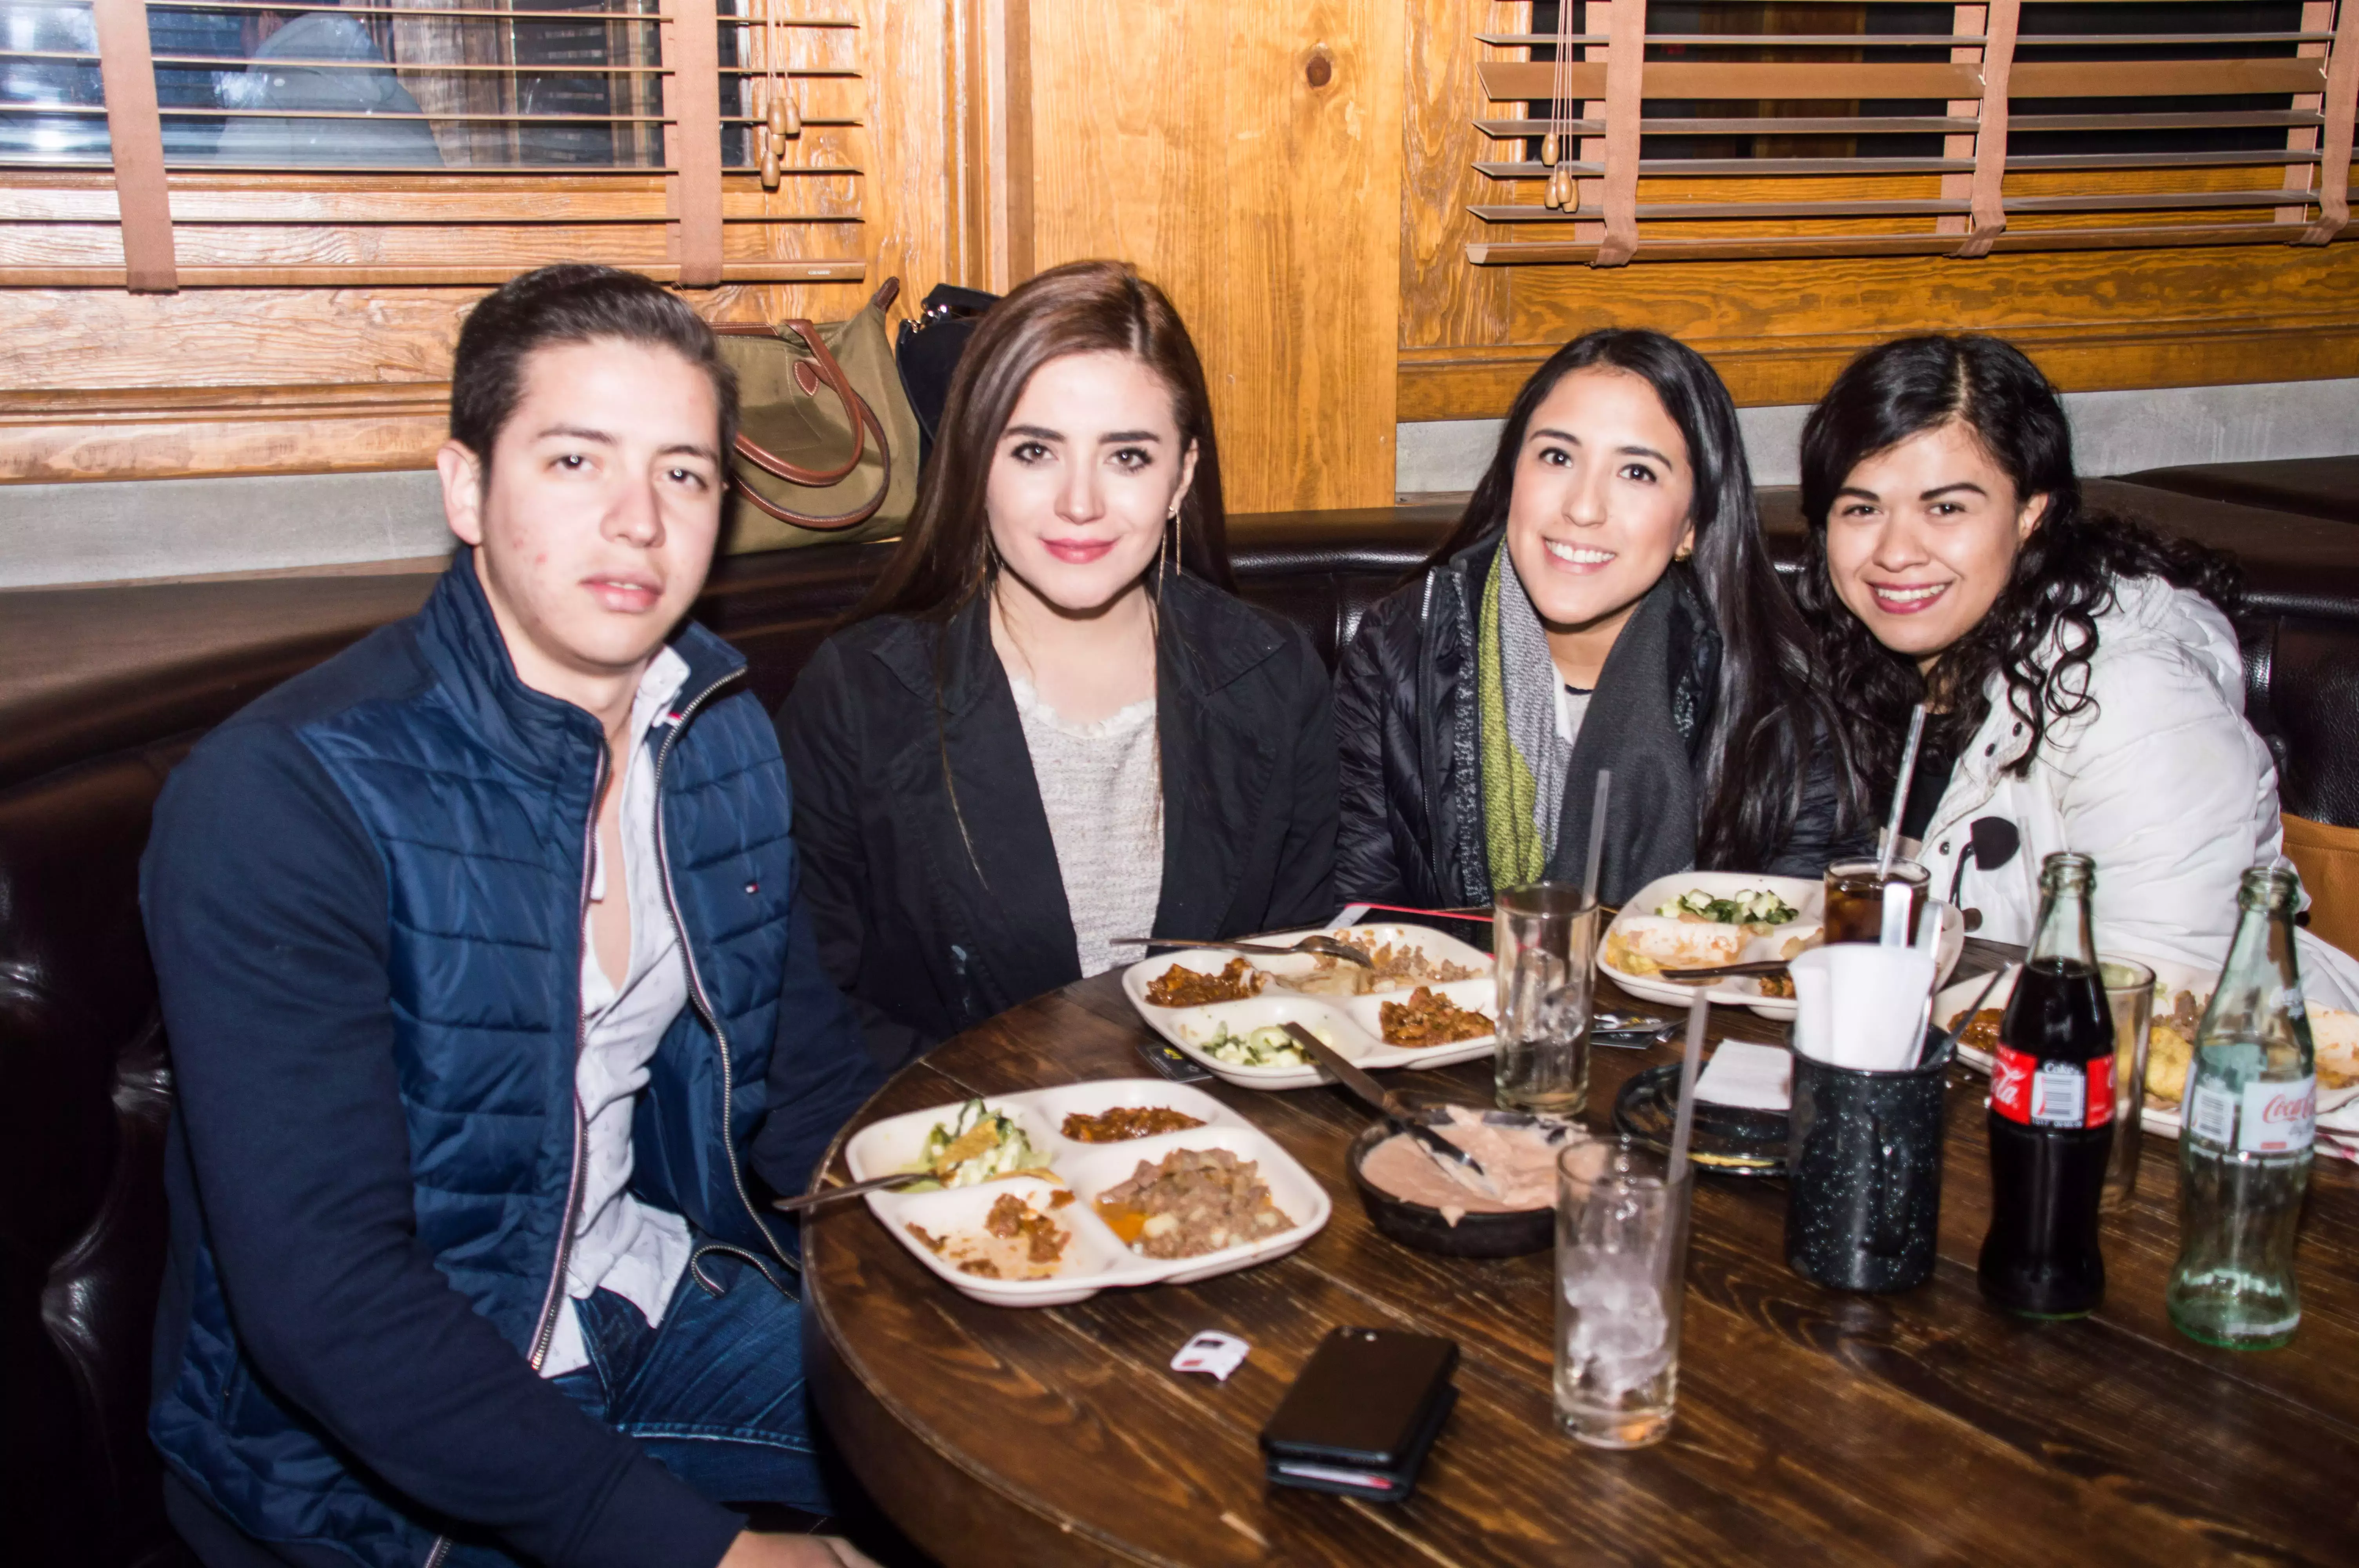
[1336,328,1859,909]
[778,261,1337,1070]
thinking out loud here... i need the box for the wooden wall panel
[1399,243,2359,420]
[1025,0,1403,512]
[0,0,957,488]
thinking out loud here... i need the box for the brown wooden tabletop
[801,945,2359,1567]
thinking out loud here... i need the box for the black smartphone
[1260,1327,1458,1502]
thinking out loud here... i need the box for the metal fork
[1119,934,1376,967]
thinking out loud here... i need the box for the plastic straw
[1581,769,1613,909]
[1878,705,1929,878]
[1666,989,1709,1181]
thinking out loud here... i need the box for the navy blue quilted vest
[150,563,796,1563]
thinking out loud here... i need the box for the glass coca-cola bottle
[1980,852,2114,1318]
[2166,864,2316,1350]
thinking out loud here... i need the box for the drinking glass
[1555,1138,1689,1448]
[1494,883,1598,1115]
[2099,957,2157,1212]
[1823,858,1931,946]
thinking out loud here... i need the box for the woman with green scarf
[1336,329,1860,908]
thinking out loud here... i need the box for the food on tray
[1272,939,1483,998]
[1359,1107,1599,1222]
[1955,1007,2005,1057]
[1603,916,1747,977]
[905,1191,1074,1280]
[1145,956,1266,1007]
[1947,978,2359,1109]
[904,1099,1050,1188]
[2314,1006,2359,1090]
[1092,1147,1294,1259]
[1378,986,1494,1047]
[1061,1106,1207,1142]
[1199,1020,1338,1068]
[1656,886,1802,931]
[2147,1020,2194,1104]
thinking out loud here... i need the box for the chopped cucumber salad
[907,1099,1046,1188]
[1200,1022,1339,1069]
[1656,887,1802,927]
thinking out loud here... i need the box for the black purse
[894,282,1000,471]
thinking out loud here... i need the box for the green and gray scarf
[1476,545,1701,903]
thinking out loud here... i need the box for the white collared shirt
[539,646,696,1379]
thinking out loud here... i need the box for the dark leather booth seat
[5,487,2357,1566]
[2115,456,2359,528]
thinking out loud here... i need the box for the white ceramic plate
[843,1080,1330,1307]
[1933,961,2359,1143]
[1600,871,1966,1021]
[1120,923,1499,1090]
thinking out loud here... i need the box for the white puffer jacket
[1912,573,2359,1009]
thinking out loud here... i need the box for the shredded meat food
[1378,986,1494,1047]
[1061,1107,1207,1142]
[1093,1147,1294,1259]
[1144,957,1266,1007]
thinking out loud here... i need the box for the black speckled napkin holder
[1785,1029,1947,1293]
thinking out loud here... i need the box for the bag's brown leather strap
[732,387,891,531]
[727,320,869,484]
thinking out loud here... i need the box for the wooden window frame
[5,0,869,291]
[1472,0,2359,267]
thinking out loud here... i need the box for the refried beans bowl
[1347,1099,1594,1258]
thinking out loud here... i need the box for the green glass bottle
[2165,864,2316,1350]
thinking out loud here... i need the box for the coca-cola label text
[1991,1044,2115,1129]
[2185,1076,2317,1153]
[2239,1076,2316,1154]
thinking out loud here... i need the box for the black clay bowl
[1347,1100,1578,1259]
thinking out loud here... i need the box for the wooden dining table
[800,942,2359,1567]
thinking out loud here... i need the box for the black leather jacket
[1335,537,1854,905]
[778,575,1339,1070]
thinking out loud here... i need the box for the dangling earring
[1160,500,1180,589]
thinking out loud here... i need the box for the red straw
[1348,902,1496,924]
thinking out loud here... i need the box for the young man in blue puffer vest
[141,265,887,1568]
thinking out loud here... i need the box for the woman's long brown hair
[851,258,1235,624]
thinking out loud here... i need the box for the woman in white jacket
[1790,334,2359,1007]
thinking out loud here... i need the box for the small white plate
[1601,871,1964,1021]
[1120,923,1499,1089]
[843,1080,1330,1307]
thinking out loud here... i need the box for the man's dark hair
[448,263,740,471]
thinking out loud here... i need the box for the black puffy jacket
[1335,537,1857,906]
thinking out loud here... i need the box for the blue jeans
[549,1253,827,1514]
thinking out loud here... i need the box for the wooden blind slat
[2306,0,2359,241]
[1479,57,2327,104]
[92,0,176,291]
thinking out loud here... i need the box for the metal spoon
[771,1169,939,1214]
[1278,1022,1502,1200]
[1121,934,1376,967]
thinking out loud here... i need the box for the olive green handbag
[713,277,920,552]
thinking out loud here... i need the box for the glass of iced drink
[1495,883,1598,1115]
[2098,958,2156,1211]
[1554,1137,1690,1448]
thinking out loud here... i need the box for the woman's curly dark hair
[1792,334,2241,811]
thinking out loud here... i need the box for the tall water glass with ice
[1554,1138,1690,1448]
[1495,883,1599,1114]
